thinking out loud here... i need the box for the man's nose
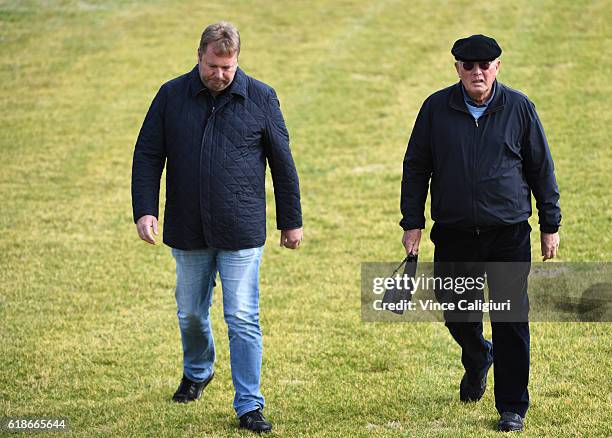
[472,66,484,75]
[471,69,484,78]
[214,68,224,78]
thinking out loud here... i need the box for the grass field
[1,0,611,436]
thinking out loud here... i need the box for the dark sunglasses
[459,61,494,71]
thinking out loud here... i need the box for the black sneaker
[497,412,524,432]
[171,372,214,403]
[460,357,493,402]
[239,409,272,433]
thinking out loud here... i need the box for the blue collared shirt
[462,82,496,121]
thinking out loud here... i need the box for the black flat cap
[451,34,502,61]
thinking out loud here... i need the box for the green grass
[1,0,611,436]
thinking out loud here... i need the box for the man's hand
[541,232,560,261]
[280,228,303,249]
[136,215,159,245]
[402,229,422,255]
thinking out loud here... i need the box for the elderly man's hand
[541,232,560,261]
[136,215,159,245]
[280,228,303,249]
[402,229,421,255]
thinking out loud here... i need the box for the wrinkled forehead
[205,41,239,58]
[201,46,238,65]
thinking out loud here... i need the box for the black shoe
[171,372,214,403]
[460,357,493,402]
[239,409,272,433]
[497,412,524,432]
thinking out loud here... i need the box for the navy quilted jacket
[132,66,302,250]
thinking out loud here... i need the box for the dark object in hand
[382,253,418,315]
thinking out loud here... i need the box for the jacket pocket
[234,193,266,237]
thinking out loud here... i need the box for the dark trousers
[431,221,531,417]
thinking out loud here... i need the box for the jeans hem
[184,367,214,383]
[235,402,265,418]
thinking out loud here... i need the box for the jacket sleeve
[522,102,561,233]
[263,89,302,230]
[131,85,167,223]
[400,101,433,230]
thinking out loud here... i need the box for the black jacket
[132,66,302,250]
[401,81,561,233]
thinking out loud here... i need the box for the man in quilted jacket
[131,21,302,433]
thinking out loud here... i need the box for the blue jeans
[171,246,265,417]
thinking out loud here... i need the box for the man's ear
[197,49,202,63]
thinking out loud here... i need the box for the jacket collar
[449,80,505,114]
[189,65,247,98]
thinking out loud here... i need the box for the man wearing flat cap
[400,34,561,432]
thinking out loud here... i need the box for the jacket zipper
[200,104,216,240]
[208,105,215,177]
[203,96,231,237]
[472,116,479,232]
[207,105,215,233]
[448,84,505,235]
[471,105,504,234]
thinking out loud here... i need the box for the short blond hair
[199,21,240,55]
